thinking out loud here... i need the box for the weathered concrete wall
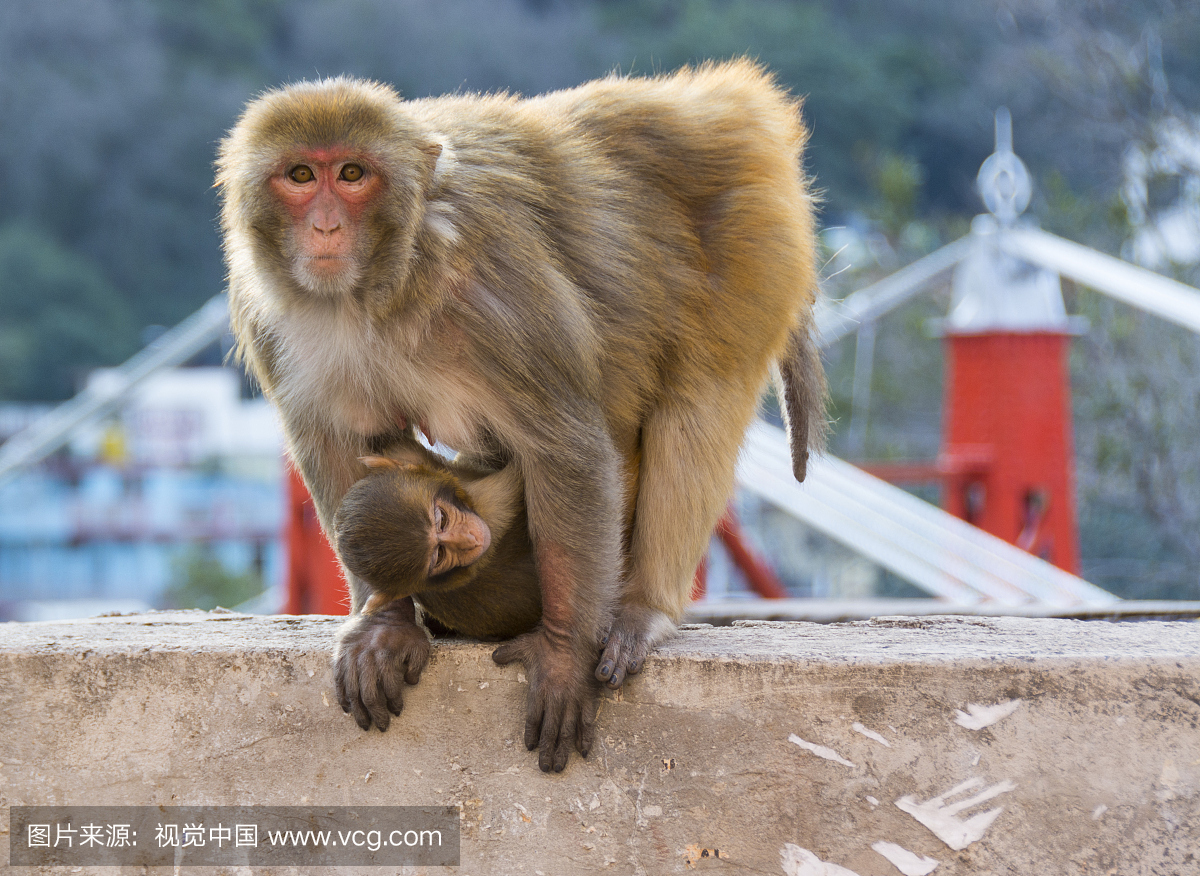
[2,611,1199,875]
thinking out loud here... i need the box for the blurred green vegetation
[1,0,1194,403]
[0,225,136,400]
[162,546,264,611]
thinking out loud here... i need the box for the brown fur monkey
[333,432,638,736]
[334,436,542,645]
[217,60,825,772]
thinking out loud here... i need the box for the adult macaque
[217,59,825,772]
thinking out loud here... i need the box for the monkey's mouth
[300,252,353,267]
[294,258,362,296]
[464,520,492,560]
[300,255,351,280]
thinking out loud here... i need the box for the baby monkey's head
[334,456,492,609]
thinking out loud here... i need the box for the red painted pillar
[936,110,1082,574]
[942,331,1079,573]
[692,507,788,601]
[715,510,789,598]
[283,464,349,615]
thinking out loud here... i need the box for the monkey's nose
[444,531,480,551]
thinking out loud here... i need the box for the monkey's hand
[493,629,598,773]
[333,597,432,732]
[596,603,677,688]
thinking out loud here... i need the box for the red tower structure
[865,109,1085,575]
[939,111,1083,574]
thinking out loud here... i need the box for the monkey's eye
[432,545,444,573]
[287,165,315,184]
[435,505,447,532]
[340,164,364,182]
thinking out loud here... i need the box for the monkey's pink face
[270,149,381,294]
[430,497,492,577]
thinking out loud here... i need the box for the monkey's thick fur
[218,59,825,771]
[334,436,542,640]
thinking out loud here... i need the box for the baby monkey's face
[427,481,492,575]
[334,456,492,606]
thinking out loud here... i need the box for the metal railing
[736,421,1119,607]
[0,295,229,485]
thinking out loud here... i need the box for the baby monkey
[333,435,541,642]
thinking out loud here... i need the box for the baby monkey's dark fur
[334,437,541,640]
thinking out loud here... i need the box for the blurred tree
[0,224,136,400]
[0,0,248,338]
[870,151,925,239]
[1018,4,1200,595]
[270,0,613,98]
[162,545,264,610]
[151,0,287,77]
[1072,292,1200,596]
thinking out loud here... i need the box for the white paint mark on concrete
[866,796,880,808]
[1159,757,1180,801]
[871,841,938,875]
[1161,758,1180,786]
[954,699,1021,730]
[789,734,855,768]
[895,777,1016,850]
[780,844,863,876]
[852,722,891,747]
[1092,804,1107,820]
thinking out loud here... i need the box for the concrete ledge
[2,611,1199,874]
[687,597,1200,624]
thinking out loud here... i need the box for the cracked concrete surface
[2,611,1199,874]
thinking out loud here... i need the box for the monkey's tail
[776,321,828,483]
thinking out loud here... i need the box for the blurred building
[0,367,284,620]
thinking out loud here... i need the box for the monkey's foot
[333,601,431,732]
[596,603,677,688]
[493,630,598,773]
